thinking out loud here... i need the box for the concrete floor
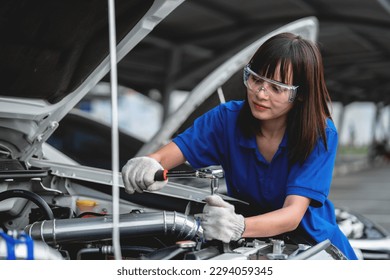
[330,162,390,234]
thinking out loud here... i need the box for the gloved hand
[121,156,167,194]
[199,195,245,243]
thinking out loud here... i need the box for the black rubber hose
[0,189,54,220]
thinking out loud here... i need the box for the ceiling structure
[109,0,390,117]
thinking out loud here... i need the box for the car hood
[0,0,184,162]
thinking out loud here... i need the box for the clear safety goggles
[243,65,298,103]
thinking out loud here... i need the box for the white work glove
[121,156,167,194]
[199,195,245,243]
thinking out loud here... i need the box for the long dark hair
[237,32,332,164]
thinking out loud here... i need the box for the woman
[121,32,358,260]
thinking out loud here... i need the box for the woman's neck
[258,118,287,140]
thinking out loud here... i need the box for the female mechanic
[121,32,358,260]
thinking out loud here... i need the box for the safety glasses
[243,65,298,103]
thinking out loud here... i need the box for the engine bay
[0,159,346,260]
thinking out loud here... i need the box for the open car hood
[0,0,184,162]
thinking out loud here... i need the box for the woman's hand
[121,156,167,194]
[199,195,245,243]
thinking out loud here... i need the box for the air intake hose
[25,211,202,245]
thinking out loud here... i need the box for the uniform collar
[238,132,257,149]
[280,132,288,148]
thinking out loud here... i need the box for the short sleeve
[172,104,225,168]
[287,120,338,207]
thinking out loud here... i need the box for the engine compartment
[0,159,345,260]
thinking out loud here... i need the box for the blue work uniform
[173,100,358,260]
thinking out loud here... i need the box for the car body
[0,1,369,260]
[336,208,390,260]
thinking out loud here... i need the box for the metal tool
[154,168,224,195]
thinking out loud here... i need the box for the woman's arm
[242,195,311,238]
[148,141,187,170]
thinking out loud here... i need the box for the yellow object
[76,199,98,214]
[76,199,98,207]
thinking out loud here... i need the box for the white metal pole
[108,0,122,260]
